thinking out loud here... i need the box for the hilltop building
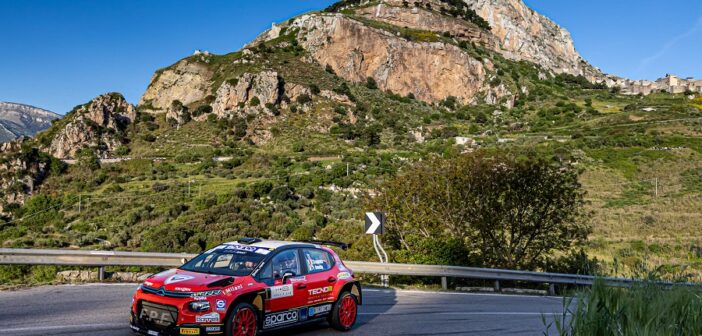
[605,74,702,95]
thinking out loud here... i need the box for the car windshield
[179,245,267,276]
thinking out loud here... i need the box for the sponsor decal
[337,272,351,280]
[299,308,308,321]
[195,312,220,323]
[205,326,222,333]
[289,276,306,283]
[308,304,332,316]
[269,284,294,299]
[165,274,195,285]
[255,249,271,255]
[180,327,200,335]
[223,284,243,295]
[144,280,154,287]
[224,244,258,252]
[264,310,298,328]
[174,287,192,292]
[308,286,333,296]
[215,299,226,311]
[247,282,254,287]
[147,330,159,336]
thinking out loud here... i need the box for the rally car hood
[143,269,235,292]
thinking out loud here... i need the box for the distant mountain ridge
[0,102,60,143]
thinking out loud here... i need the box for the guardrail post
[493,280,501,293]
[441,277,448,290]
[98,266,105,281]
[548,283,556,296]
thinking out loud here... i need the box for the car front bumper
[130,312,225,336]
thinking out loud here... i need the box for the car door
[260,249,305,314]
[301,248,336,309]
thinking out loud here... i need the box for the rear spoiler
[297,240,350,250]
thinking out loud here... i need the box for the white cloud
[637,16,702,73]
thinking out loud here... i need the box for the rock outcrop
[139,59,212,111]
[292,14,503,104]
[212,71,283,117]
[356,3,499,50]
[47,93,136,159]
[0,139,52,214]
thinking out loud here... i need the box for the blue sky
[1,1,700,114]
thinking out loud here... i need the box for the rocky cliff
[0,102,60,143]
[359,0,602,80]
[138,0,602,109]
[139,60,213,111]
[45,93,136,159]
[466,0,601,80]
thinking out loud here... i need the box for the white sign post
[365,212,389,287]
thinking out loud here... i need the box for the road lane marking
[359,312,570,316]
[363,288,565,299]
[0,323,124,334]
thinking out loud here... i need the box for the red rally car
[129,238,362,336]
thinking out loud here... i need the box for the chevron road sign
[365,212,385,235]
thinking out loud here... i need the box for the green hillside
[2,1,702,284]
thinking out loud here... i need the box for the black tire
[225,302,259,336]
[329,291,358,331]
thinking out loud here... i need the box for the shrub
[365,77,378,90]
[296,94,312,105]
[250,96,261,106]
[309,84,320,95]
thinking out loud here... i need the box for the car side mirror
[181,258,188,265]
[281,271,295,284]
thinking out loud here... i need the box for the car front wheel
[226,302,258,336]
[329,291,358,331]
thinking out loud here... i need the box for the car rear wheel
[226,302,258,336]
[329,291,358,331]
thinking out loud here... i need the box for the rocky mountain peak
[45,93,136,159]
[0,102,60,143]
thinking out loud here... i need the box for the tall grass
[545,280,702,336]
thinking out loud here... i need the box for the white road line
[0,323,124,334]
[363,288,565,299]
[359,312,570,316]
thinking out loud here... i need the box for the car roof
[223,239,316,250]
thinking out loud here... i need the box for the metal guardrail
[0,248,685,294]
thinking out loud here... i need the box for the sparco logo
[264,310,298,328]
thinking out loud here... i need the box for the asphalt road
[0,284,568,335]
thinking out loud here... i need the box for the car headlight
[190,289,222,299]
[189,301,211,312]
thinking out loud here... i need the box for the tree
[366,150,589,270]
[76,148,100,171]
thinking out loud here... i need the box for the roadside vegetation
[546,280,702,335]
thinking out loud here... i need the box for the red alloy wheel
[338,295,357,328]
[232,307,257,336]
